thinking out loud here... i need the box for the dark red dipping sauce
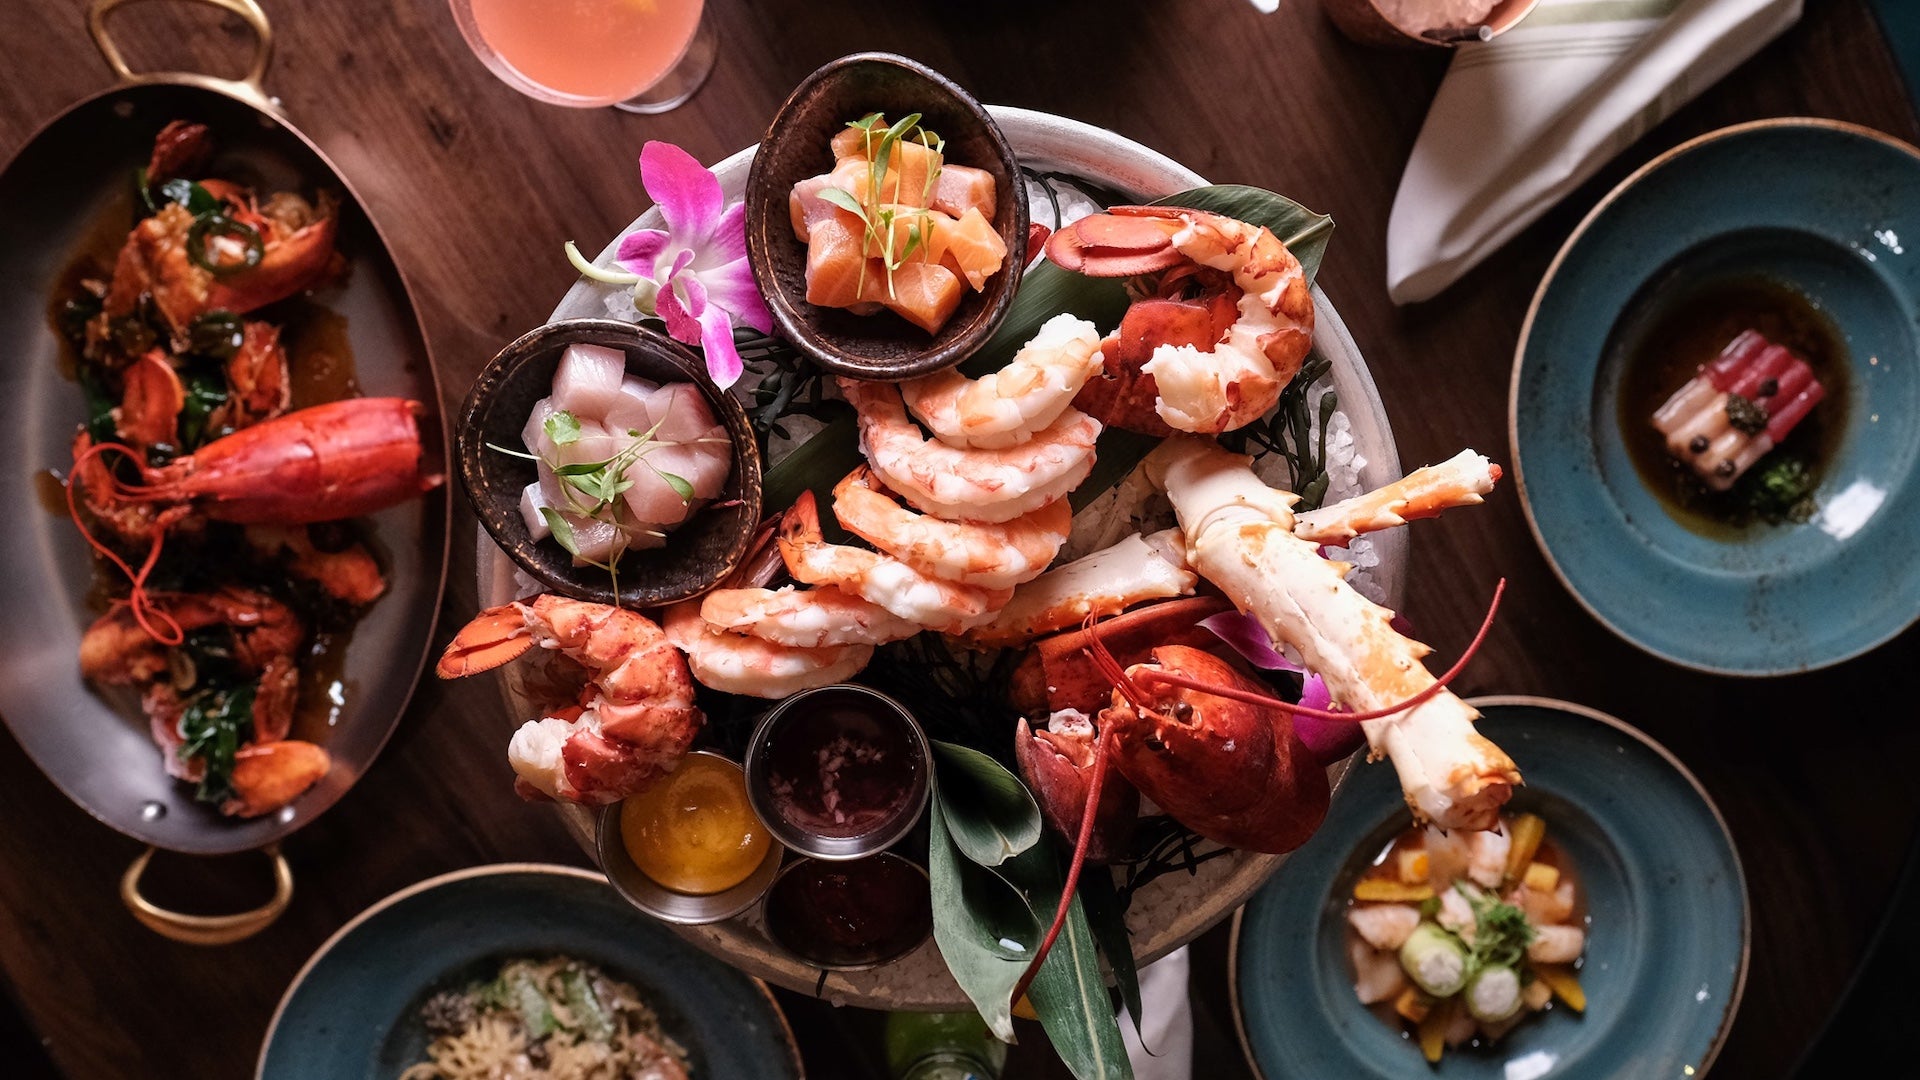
[764,853,933,969]
[764,690,921,839]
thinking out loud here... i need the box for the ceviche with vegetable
[1347,812,1588,1064]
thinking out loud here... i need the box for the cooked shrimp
[661,600,874,697]
[899,314,1104,449]
[840,377,1101,524]
[962,530,1195,648]
[699,584,921,647]
[831,466,1070,589]
[436,595,702,804]
[1293,450,1503,545]
[778,490,1012,632]
[1048,206,1314,433]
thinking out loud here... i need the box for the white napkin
[1121,946,1195,1080]
[1386,0,1803,304]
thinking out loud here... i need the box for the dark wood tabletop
[1,1,1915,1077]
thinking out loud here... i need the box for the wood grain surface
[0,1,1914,1077]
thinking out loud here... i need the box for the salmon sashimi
[939,206,1008,291]
[795,115,1003,334]
[931,164,996,221]
[881,261,965,334]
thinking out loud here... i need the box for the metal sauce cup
[744,684,933,861]
[596,751,783,925]
[762,852,933,971]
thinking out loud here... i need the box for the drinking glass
[448,0,716,114]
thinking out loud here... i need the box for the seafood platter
[0,30,1609,1072]
[440,52,1532,1072]
[0,0,446,943]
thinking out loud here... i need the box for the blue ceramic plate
[1511,118,1920,675]
[257,864,803,1079]
[1232,697,1748,1080]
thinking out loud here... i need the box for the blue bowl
[257,864,803,1079]
[1233,698,1748,1080]
[1511,118,1920,675]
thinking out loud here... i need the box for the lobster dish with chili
[55,121,441,819]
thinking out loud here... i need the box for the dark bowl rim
[456,317,763,607]
[744,51,1028,382]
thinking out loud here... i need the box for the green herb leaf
[540,507,580,556]
[175,683,256,805]
[157,177,221,216]
[177,363,229,449]
[817,185,869,221]
[933,741,1043,867]
[545,410,582,445]
[658,470,695,504]
[1461,884,1535,974]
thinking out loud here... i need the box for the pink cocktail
[450,0,714,114]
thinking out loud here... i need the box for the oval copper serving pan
[0,0,449,939]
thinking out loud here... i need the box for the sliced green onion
[186,214,264,277]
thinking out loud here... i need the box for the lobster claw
[1014,715,1138,864]
[1044,210,1189,277]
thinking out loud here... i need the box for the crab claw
[1045,210,1188,277]
[436,604,535,678]
[1014,713,1138,864]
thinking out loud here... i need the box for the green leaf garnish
[540,507,580,556]
[544,410,582,445]
[657,470,695,504]
[932,741,1042,867]
[817,185,868,220]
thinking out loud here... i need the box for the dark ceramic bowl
[745,52,1028,381]
[458,319,762,607]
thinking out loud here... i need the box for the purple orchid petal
[699,257,774,334]
[1291,675,1365,765]
[702,201,750,266]
[655,267,706,346]
[1199,610,1302,673]
[697,302,744,388]
[640,141,723,247]
[613,228,671,279]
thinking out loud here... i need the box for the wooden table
[0,1,1913,1076]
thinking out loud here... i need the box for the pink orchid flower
[567,141,771,388]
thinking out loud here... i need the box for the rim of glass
[445,0,705,108]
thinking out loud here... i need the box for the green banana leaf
[1003,841,1134,1080]
[1078,870,1144,1043]
[932,741,1043,867]
[928,792,1037,1043]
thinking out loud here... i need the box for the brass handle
[120,843,293,946]
[88,0,277,113]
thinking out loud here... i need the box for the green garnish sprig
[817,112,947,302]
[489,409,718,601]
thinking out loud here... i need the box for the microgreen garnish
[834,112,947,301]
[1458,883,1535,973]
[544,410,582,445]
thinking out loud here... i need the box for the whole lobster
[69,396,441,643]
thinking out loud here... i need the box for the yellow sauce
[620,755,769,895]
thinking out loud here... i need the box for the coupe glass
[448,0,716,114]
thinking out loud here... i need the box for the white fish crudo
[511,343,732,571]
